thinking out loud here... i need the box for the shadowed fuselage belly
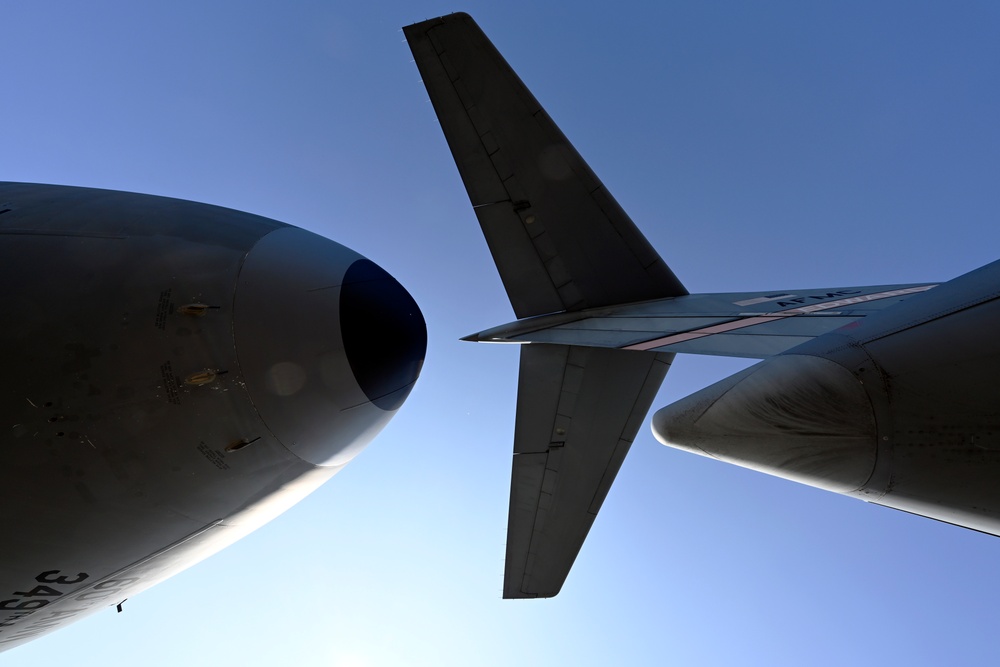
[0,182,425,650]
[655,259,1000,533]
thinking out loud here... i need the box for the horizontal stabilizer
[404,13,686,318]
[505,344,673,598]
[468,284,938,359]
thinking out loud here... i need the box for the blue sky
[4,1,1000,665]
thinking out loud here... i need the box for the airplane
[0,183,425,650]
[405,13,998,599]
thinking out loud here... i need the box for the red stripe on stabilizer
[623,285,937,351]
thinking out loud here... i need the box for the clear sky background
[4,1,1000,665]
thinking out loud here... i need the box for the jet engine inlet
[234,227,425,467]
[340,259,426,411]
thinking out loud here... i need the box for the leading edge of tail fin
[404,13,686,319]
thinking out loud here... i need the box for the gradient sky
[4,2,1000,665]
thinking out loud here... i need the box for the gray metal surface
[0,183,424,649]
[404,13,686,319]
[467,284,936,357]
[234,227,395,466]
[506,345,672,598]
[808,259,1000,529]
[653,355,878,493]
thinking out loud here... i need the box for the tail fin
[404,13,686,319]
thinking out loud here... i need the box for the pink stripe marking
[623,285,936,351]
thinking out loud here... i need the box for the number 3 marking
[36,571,89,586]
